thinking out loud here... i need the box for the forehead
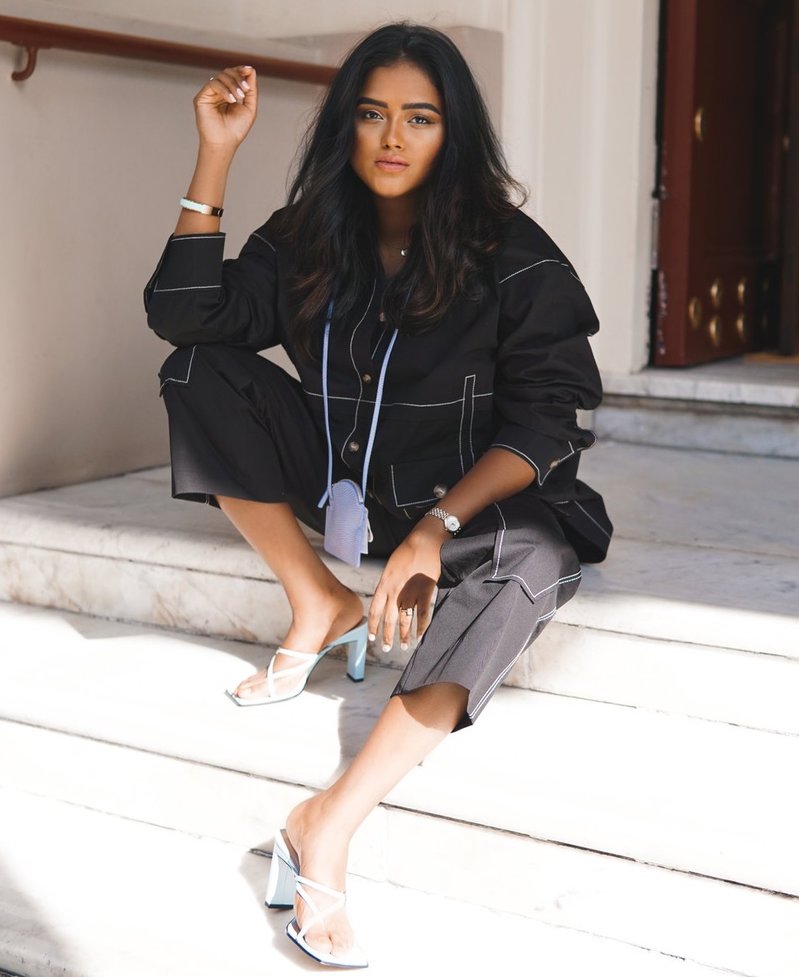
[359,61,441,106]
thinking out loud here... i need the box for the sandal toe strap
[294,876,346,939]
[265,647,320,697]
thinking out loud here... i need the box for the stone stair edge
[2,713,798,977]
[2,605,797,898]
[0,784,767,977]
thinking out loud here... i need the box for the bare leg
[284,682,469,957]
[216,496,364,698]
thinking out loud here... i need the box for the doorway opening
[651,0,798,368]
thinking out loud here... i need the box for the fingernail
[368,633,376,642]
[240,81,250,92]
[236,87,245,98]
[227,93,237,103]
[382,643,391,654]
[400,643,408,651]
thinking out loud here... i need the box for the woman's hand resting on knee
[367,519,447,653]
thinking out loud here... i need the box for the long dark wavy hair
[274,22,527,359]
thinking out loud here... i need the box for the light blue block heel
[345,626,368,683]
[265,828,298,909]
[226,619,368,706]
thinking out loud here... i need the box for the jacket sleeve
[490,260,602,486]
[143,226,280,350]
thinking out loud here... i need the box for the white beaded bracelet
[179,196,224,218]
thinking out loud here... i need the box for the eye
[359,109,383,121]
[409,115,432,125]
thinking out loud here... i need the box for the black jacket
[144,208,612,562]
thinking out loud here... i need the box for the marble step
[594,394,799,459]
[1,442,797,734]
[0,787,735,977]
[599,361,799,459]
[1,601,797,977]
[595,358,799,460]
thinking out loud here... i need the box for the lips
[375,156,409,172]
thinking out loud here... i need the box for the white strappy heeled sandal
[286,875,368,969]
[265,827,368,969]
[264,828,298,909]
[225,620,368,706]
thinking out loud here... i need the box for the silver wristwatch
[425,506,462,535]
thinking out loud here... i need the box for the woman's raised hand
[193,66,258,153]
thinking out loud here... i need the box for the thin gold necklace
[379,240,409,257]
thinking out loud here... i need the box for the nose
[382,117,403,150]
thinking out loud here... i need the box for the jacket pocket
[389,455,463,510]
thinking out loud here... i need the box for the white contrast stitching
[302,389,493,409]
[458,375,476,476]
[472,624,537,715]
[468,380,476,468]
[490,501,582,596]
[159,344,197,392]
[498,258,574,285]
[152,284,219,293]
[532,570,582,599]
[491,502,507,576]
[490,432,596,486]
[170,235,224,242]
[490,443,543,485]
[370,326,388,360]
[574,500,612,541]
[341,281,376,464]
[251,232,276,252]
[389,463,438,507]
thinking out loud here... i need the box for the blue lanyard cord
[317,300,398,508]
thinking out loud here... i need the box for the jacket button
[362,373,373,384]
[433,484,448,498]
[348,441,360,453]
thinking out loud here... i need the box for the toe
[306,931,334,957]
[330,929,354,957]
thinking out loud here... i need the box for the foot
[284,796,357,960]
[233,588,364,701]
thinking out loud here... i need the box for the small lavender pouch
[317,301,398,568]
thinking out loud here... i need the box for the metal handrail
[0,14,336,85]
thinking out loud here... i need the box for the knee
[158,342,240,395]
[158,344,200,399]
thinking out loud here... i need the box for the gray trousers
[159,343,582,730]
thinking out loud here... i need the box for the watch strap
[425,507,461,535]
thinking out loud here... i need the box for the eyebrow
[356,96,442,116]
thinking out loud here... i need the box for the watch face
[444,515,460,532]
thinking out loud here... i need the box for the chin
[369,178,423,199]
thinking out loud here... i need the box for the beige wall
[0,42,320,496]
[2,0,659,496]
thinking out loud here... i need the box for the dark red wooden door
[654,0,792,366]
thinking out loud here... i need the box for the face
[350,60,445,202]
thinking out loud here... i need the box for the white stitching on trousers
[490,502,582,595]
[159,344,197,392]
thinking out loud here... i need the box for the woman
[145,22,611,969]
